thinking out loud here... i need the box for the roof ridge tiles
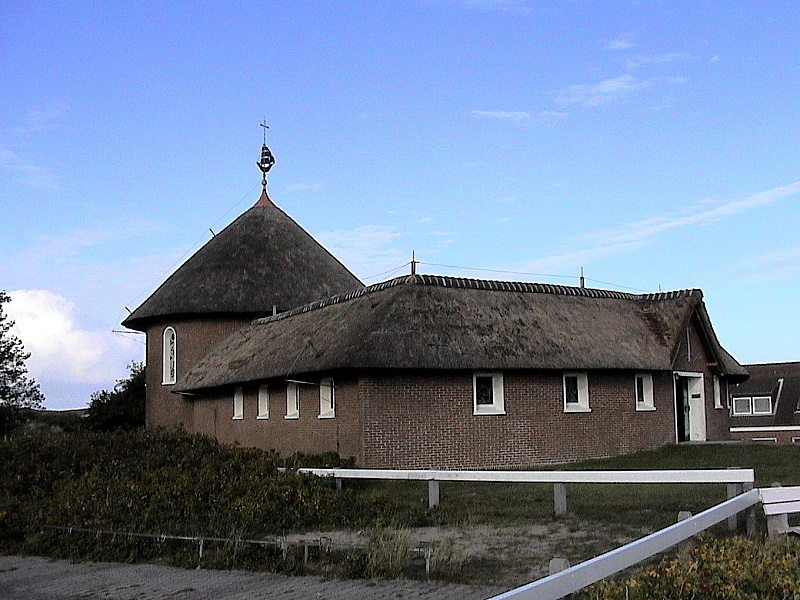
[253,273,700,326]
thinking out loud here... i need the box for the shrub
[581,535,800,600]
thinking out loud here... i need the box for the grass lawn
[352,443,800,530]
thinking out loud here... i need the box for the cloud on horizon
[6,289,142,408]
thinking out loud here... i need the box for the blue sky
[2,1,799,409]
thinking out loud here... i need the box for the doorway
[674,373,706,442]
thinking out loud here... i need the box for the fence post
[335,478,342,492]
[726,467,744,532]
[428,480,440,508]
[554,483,567,516]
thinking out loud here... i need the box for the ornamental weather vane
[257,120,276,190]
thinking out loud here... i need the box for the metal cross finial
[260,119,269,143]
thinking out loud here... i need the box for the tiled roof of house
[175,274,747,392]
[730,361,800,426]
[122,198,363,331]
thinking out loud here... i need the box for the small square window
[635,373,655,411]
[753,396,772,415]
[473,372,505,415]
[564,372,590,412]
[286,382,299,419]
[732,397,752,415]
[257,384,269,419]
[319,377,335,419]
[233,386,244,420]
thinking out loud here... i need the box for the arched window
[162,326,176,384]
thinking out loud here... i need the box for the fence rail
[299,467,755,516]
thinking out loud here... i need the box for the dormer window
[162,326,176,385]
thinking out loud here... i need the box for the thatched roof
[123,193,363,330]
[175,274,747,392]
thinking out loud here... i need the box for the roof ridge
[253,273,701,326]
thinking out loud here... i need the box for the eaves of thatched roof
[122,194,364,331]
[174,274,747,393]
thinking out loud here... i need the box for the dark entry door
[675,377,690,442]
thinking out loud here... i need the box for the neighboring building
[123,144,750,468]
[729,362,800,444]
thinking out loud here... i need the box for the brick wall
[188,374,364,461]
[145,317,249,430]
[360,369,677,469]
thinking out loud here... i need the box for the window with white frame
[286,382,299,419]
[162,326,176,385]
[712,375,723,409]
[635,373,655,411]
[319,377,335,418]
[233,386,244,420]
[563,372,590,412]
[473,372,505,415]
[732,395,773,416]
[257,384,269,419]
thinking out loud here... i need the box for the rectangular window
[732,396,772,416]
[257,384,269,419]
[319,377,335,419]
[285,382,299,419]
[233,386,244,420]
[753,396,772,415]
[732,396,751,415]
[563,372,590,412]
[635,373,655,411]
[473,372,505,415]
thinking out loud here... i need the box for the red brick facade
[145,311,734,468]
[145,317,251,430]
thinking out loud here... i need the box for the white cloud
[15,103,67,135]
[559,73,688,108]
[460,0,533,14]
[7,290,141,383]
[471,110,531,122]
[560,74,649,107]
[0,145,55,189]
[315,224,408,282]
[471,109,567,127]
[525,181,800,273]
[6,290,141,407]
[624,53,692,71]
[743,245,800,282]
[605,35,635,50]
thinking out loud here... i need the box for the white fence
[488,489,761,599]
[299,467,755,518]
[300,467,761,598]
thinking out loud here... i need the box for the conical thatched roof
[174,274,747,392]
[123,194,363,330]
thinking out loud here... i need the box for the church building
[123,141,749,468]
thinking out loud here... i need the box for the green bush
[0,429,410,565]
[581,535,800,600]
